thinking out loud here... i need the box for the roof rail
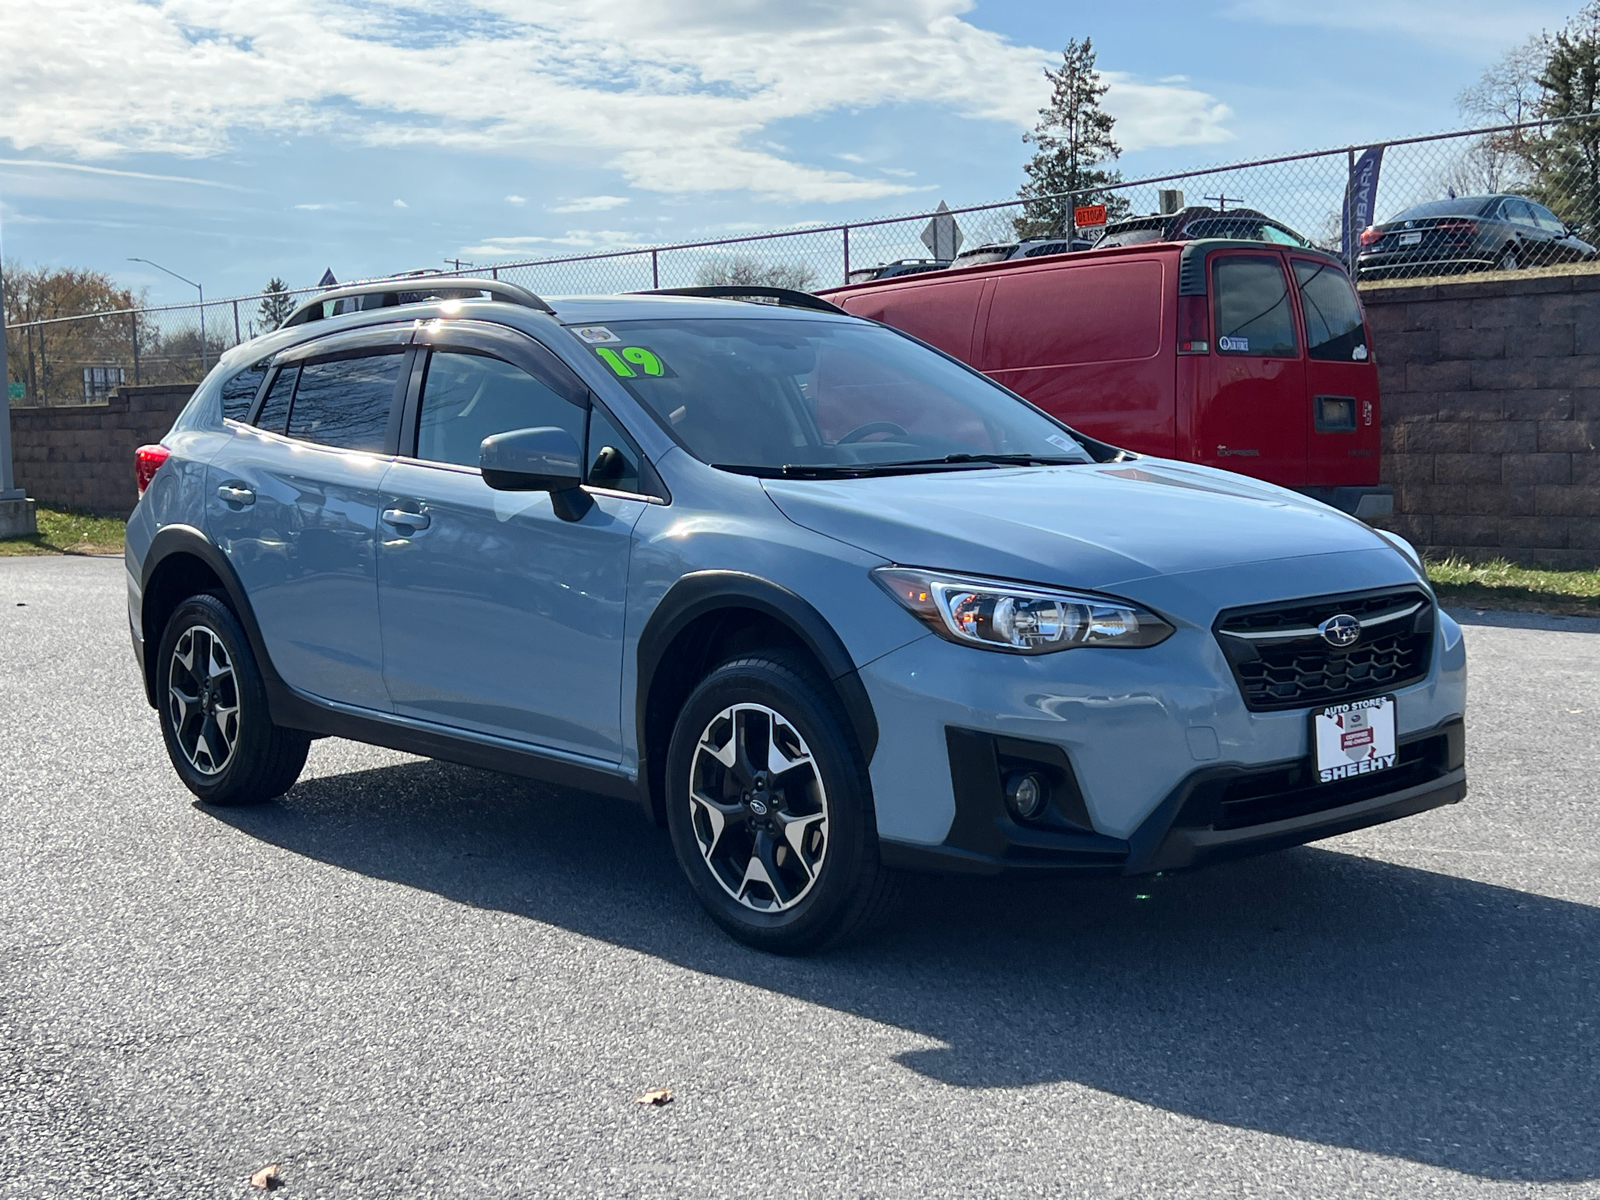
[282,276,555,327]
[634,285,849,315]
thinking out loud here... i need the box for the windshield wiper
[910,453,1089,467]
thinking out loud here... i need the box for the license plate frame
[1311,695,1398,784]
[1399,231,1423,246]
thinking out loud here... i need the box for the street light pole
[128,257,207,372]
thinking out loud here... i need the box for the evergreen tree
[1014,38,1127,239]
[1533,2,1600,236]
[256,278,294,333]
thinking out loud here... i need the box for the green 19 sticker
[596,346,664,377]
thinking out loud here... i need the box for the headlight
[872,566,1174,654]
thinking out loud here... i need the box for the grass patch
[0,505,126,557]
[1426,556,1600,617]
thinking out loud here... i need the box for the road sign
[1074,204,1108,229]
[920,202,964,260]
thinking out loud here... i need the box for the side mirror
[479,426,592,520]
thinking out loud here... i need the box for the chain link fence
[11,115,1600,402]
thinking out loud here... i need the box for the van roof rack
[634,285,849,315]
[282,276,555,327]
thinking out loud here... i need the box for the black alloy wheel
[155,594,310,806]
[665,654,897,954]
[1498,245,1521,272]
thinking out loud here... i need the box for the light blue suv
[127,279,1467,952]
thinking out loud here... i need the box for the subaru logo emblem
[1319,614,1361,647]
[749,797,769,816]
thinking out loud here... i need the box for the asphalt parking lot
[3,555,1599,1199]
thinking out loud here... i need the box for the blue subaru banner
[1341,147,1384,261]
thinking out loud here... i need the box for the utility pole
[0,232,39,537]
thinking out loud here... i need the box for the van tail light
[1177,293,1209,355]
[1359,226,1384,246]
[135,444,170,497]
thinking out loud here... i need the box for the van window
[985,260,1163,368]
[287,352,402,452]
[1212,256,1298,357]
[1293,260,1367,362]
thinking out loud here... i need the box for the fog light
[1003,771,1049,821]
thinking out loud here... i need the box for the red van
[819,239,1391,518]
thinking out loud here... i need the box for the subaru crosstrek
[127,279,1468,952]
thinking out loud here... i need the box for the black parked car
[844,258,950,285]
[1093,206,1311,250]
[1356,194,1596,280]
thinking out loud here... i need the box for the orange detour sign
[1073,204,1108,229]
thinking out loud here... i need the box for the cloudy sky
[0,0,1577,304]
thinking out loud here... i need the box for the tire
[155,594,310,806]
[664,654,898,954]
[1498,245,1520,272]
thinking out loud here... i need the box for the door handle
[381,508,431,532]
[216,484,255,506]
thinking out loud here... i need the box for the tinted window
[286,353,400,452]
[220,361,269,422]
[585,404,642,493]
[1501,198,1538,227]
[1294,260,1368,362]
[1531,203,1567,233]
[416,350,585,468]
[254,365,297,433]
[1213,256,1298,357]
[591,318,1093,471]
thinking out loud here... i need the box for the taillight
[1359,227,1384,246]
[135,444,170,497]
[1177,293,1209,355]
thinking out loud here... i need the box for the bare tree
[694,255,817,292]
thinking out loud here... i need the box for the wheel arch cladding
[636,572,880,827]
[140,526,277,710]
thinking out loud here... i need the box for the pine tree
[256,278,294,333]
[1014,38,1127,240]
[1533,2,1600,236]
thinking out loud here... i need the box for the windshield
[578,317,1094,475]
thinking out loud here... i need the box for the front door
[1194,251,1307,486]
[1291,257,1381,488]
[376,324,646,762]
[206,327,411,710]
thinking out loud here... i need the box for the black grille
[1214,587,1434,712]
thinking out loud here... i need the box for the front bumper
[879,718,1465,877]
[1295,485,1392,521]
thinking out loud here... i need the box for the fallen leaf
[635,1087,674,1107]
[249,1163,282,1190]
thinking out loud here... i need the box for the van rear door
[1290,257,1381,488]
[837,276,989,361]
[1197,250,1307,486]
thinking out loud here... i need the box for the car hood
[761,459,1393,593]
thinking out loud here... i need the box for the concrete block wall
[9,385,195,517]
[1361,270,1600,568]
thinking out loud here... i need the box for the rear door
[1291,257,1380,488]
[205,325,411,710]
[1195,250,1307,485]
[980,257,1174,456]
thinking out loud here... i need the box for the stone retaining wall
[9,385,195,516]
[1361,269,1600,568]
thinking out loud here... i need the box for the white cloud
[504,194,527,205]
[0,157,244,188]
[1101,74,1235,151]
[879,166,917,177]
[550,195,630,213]
[1224,0,1571,53]
[393,198,407,207]
[462,228,642,255]
[0,0,1232,203]
[836,152,868,164]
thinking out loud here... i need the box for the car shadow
[209,757,1600,1184]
